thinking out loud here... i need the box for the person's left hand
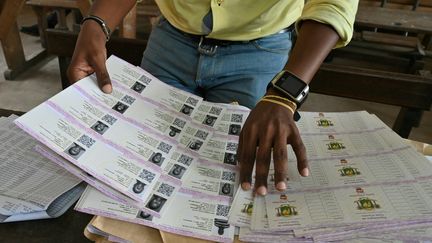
[237,89,309,195]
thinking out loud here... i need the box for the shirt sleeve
[296,0,359,48]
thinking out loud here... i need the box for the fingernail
[241,182,251,190]
[256,186,267,196]
[301,168,309,177]
[102,84,112,93]
[276,181,286,191]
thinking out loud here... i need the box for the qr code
[121,95,136,105]
[178,154,193,166]
[77,134,96,149]
[231,114,243,123]
[194,130,209,140]
[157,142,173,154]
[209,107,223,116]
[216,205,230,217]
[222,171,236,182]
[157,183,175,197]
[226,142,238,152]
[185,97,198,107]
[138,169,156,183]
[139,75,151,85]
[173,118,186,129]
[101,114,117,125]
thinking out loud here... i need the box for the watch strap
[81,15,111,42]
[265,75,304,121]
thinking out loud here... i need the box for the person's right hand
[67,20,112,93]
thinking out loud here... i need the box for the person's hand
[67,20,112,93]
[238,89,309,196]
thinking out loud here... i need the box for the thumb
[92,55,112,94]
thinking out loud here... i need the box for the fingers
[290,126,309,177]
[67,63,93,85]
[239,126,257,191]
[66,21,111,93]
[237,131,248,190]
[254,132,272,196]
[92,54,112,94]
[273,131,288,191]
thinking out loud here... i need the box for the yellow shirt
[155,0,358,48]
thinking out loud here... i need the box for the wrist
[81,15,111,41]
[263,87,302,121]
[81,20,109,43]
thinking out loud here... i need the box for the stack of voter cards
[228,111,432,242]
[14,56,248,242]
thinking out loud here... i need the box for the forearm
[285,20,340,83]
[89,0,137,30]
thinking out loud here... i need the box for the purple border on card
[160,174,181,185]
[196,156,239,170]
[72,84,179,145]
[178,188,232,203]
[14,116,154,204]
[110,76,200,123]
[315,220,432,241]
[45,100,163,173]
[299,126,387,136]
[35,145,134,205]
[305,145,411,162]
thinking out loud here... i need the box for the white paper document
[0,115,84,222]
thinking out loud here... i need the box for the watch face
[275,72,306,98]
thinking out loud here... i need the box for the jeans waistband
[172,23,293,46]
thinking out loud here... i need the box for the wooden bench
[26,0,91,47]
[355,4,432,53]
[0,0,49,80]
[318,0,432,137]
[45,29,432,138]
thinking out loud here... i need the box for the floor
[0,6,431,144]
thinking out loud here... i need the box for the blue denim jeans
[141,17,292,109]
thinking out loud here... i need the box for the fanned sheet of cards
[15,55,247,242]
[14,55,432,242]
[228,114,432,242]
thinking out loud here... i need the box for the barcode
[178,154,193,166]
[138,169,156,183]
[226,142,238,152]
[77,134,96,149]
[209,107,222,115]
[157,183,175,197]
[101,114,117,125]
[157,142,172,154]
[216,204,230,217]
[121,95,136,105]
[222,171,236,182]
[186,97,198,107]
[173,118,186,129]
[231,114,243,123]
[139,75,152,85]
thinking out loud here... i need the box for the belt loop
[198,36,218,56]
